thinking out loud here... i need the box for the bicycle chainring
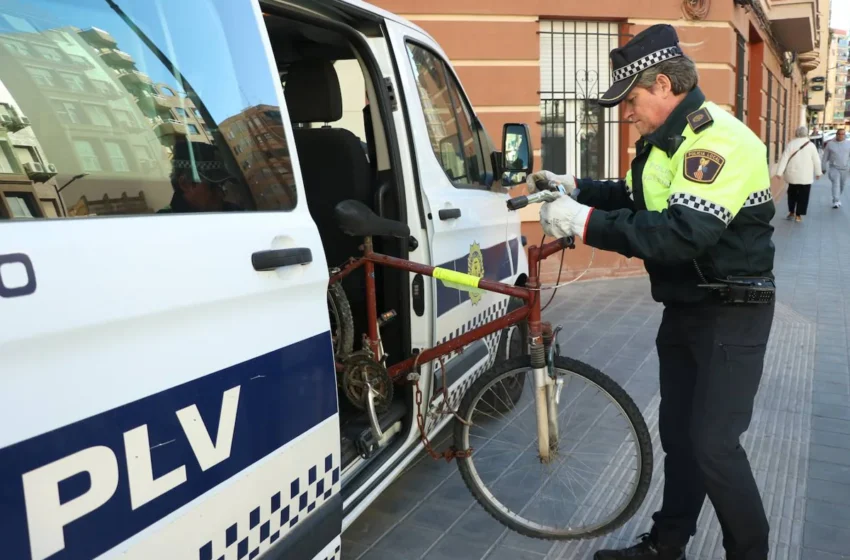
[341,356,393,413]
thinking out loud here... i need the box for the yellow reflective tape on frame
[433,267,482,289]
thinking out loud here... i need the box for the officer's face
[622,76,680,136]
[838,129,846,142]
[178,174,226,211]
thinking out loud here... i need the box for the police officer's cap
[171,139,234,185]
[599,24,684,108]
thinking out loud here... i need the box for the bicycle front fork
[531,323,564,464]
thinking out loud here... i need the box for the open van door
[383,21,526,412]
[0,1,341,559]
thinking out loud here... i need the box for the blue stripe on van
[0,331,336,560]
[436,238,520,317]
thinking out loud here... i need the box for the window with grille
[539,20,626,180]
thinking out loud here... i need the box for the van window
[0,0,296,218]
[406,42,487,189]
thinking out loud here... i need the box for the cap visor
[598,73,639,108]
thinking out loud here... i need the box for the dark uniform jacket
[576,87,776,304]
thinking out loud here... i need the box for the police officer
[158,139,241,213]
[528,24,776,560]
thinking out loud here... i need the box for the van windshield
[0,0,297,217]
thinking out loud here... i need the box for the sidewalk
[342,175,850,560]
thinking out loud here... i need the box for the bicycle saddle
[334,199,410,239]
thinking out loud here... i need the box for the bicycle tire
[327,282,354,360]
[452,354,653,540]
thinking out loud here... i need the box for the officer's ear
[654,73,674,98]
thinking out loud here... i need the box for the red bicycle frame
[328,234,574,380]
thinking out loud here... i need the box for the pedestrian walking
[527,23,776,560]
[821,128,850,208]
[774,125,821,222]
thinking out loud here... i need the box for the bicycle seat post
[361,235,381,359]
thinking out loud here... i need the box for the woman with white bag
[774,126,822,222]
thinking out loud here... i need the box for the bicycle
[326,191,653,540]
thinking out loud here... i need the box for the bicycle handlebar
[506,180,566,211]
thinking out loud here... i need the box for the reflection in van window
[406,42,487,188]
[0,0,296,219]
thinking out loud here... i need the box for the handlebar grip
[507,195,529,211]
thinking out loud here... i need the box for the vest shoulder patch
[683,149,726,184]
[686,107,713,133]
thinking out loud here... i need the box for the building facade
[375,0,823,281]
[814,27,849,128]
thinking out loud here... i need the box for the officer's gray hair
[635,54,699,95]
[795,126,809,138]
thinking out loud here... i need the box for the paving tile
[803,523,850,556]
[806,478,850,506]
[811,430,850,450]
[805,499,850,529]
[810,444,850,466]
[485,546,548,560]
[813,380,850,395]
[421,534,493,560]
[800,549,848,560]
[813,392,850,406]
[342,539,369,560]
[811,416,850,436]
[813,362,850,375]
[812,404,850,421]
[368,522,445,558]
[808,460,850,485]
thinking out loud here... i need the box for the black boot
[593,533,687,560]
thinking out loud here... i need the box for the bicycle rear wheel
[327,282,354,360]
[453,354,652,540]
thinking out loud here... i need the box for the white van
[0,0,540,558]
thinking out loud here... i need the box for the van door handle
[438,208,461,220]
[252,248,313,271]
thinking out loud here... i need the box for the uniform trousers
[650,300,775,560]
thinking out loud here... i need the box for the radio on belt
[697,276,776,304]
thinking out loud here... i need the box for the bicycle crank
[341,355,393,414]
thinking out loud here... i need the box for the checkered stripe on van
[198,455,339,560]
[436,298,509,361]
[426,298,511,433]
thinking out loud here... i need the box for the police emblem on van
[683,149,725,184]
[468,242,484,305]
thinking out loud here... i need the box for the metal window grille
[539,20,631,181]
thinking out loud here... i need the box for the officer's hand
[540,194,593,240]
[527,170,577,195]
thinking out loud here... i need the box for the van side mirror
[501,123,533,187]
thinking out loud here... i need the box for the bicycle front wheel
[453,355,652,540]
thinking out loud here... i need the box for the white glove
[540,194,593,240]
[526,170,577,196]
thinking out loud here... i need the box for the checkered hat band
[743,187,772,207]
[612,46,683,82]
[173,159,225,170]
[668,192,733,225]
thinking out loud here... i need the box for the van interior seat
[284,58,373,353]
